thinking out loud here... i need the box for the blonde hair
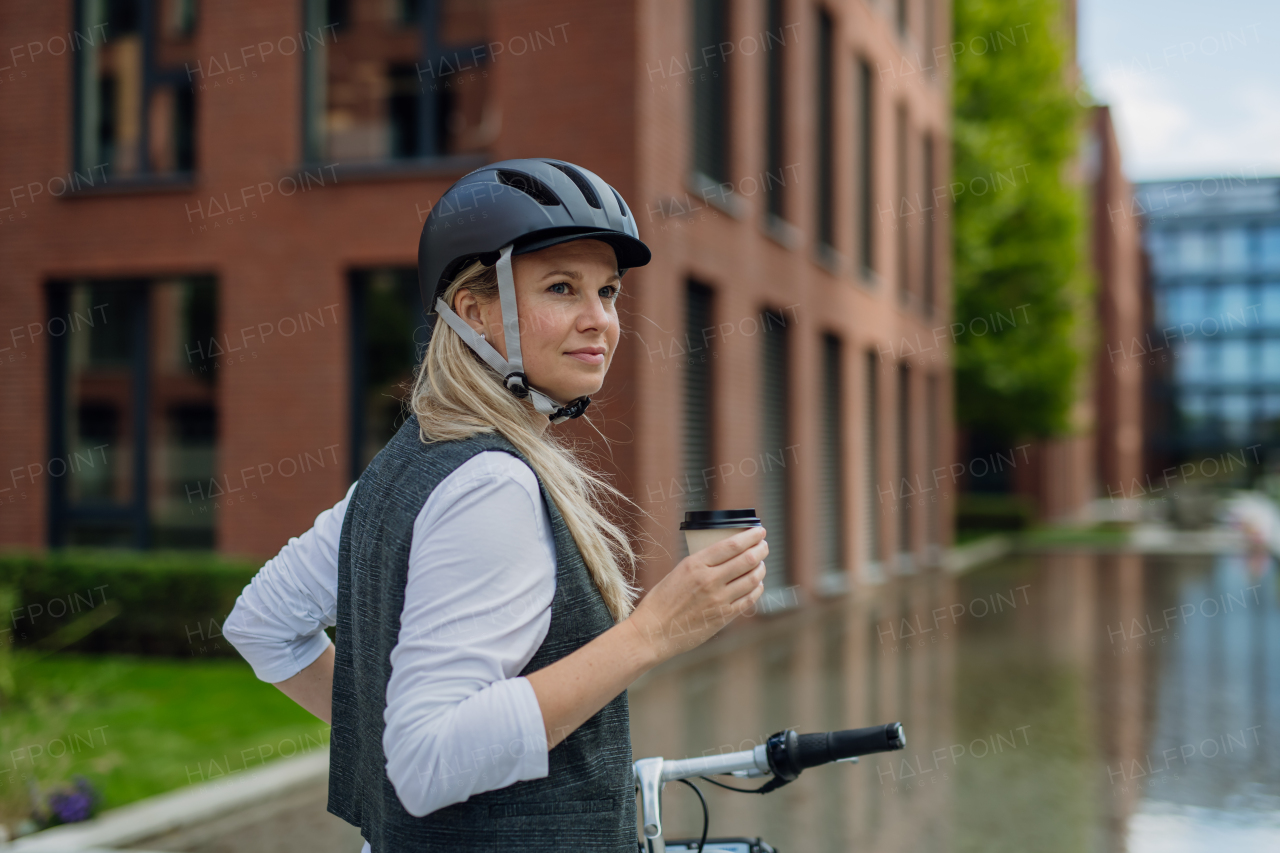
[409,259,640,621]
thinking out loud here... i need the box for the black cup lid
[680,509,762,530]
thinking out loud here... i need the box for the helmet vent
[610,187,631,220]
[544,161,602,209]
[497,170,561,206]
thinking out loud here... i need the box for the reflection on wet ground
[628,551,1280,852]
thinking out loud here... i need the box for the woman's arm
[273,643,335,725]
[223,481,356,714]
[381,452,559,817]
[526,527,767,748]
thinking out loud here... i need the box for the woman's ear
[452,287,486,337]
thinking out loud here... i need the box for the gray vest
[328,415,636,851]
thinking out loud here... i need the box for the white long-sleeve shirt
[223,450,558,846]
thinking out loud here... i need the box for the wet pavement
[628,550,1280,852]
[124,549,1280,852]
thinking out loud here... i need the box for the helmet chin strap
[434,244,591,425]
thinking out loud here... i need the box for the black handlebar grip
[796,723,906,769]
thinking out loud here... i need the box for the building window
[857,59,875,278]
[691,0,730,184]
[349,268,425,479]
[923,133,936,315]
[760,308,792,589]
[684,282,716,514]
[816,7,835,249]
[47,276,217,548]
[896,104,910,304]
[820,334,845,582]
[764,0,786,220]
[1261,225,1280,269]
[74,0,197,179]
[304,0,493,164]
[862,350,880,572]
[897,362,911,561]
[926,373,940,549]
[924,0,935,58]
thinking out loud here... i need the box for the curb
[5,749,330,852]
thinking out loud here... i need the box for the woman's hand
[526,528,765,749]
[623,527,768,665]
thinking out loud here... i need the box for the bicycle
[633,721,906,852]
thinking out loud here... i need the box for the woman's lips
[567,351,605,365]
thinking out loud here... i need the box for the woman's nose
[577,293,611,332]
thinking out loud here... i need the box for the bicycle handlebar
[650,722,905,784]
[796,722,906,769]
[635,722,905,848]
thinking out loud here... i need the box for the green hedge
[0,550,262,658]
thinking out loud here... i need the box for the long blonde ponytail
[409,259,640,621]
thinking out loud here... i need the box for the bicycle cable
[701,773,788,794]
[674,778,709,852]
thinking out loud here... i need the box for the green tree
[952,0,1093,443]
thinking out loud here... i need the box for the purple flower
[49,790,93,823]
[35,776,101,827]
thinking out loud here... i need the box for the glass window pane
[65,284,140,515]
[1263,341,1280,380]
[691,0,730,182]
[1262,283,1280,328]
[152,278,218,548]
[1221,281,1250,329]
[1178,285,1206,326]
[1176,340,1207,382]
[1222,393,1250,442]
[1180,392,1207,425]
[1220,228,1249,271]
[1180,231,1208,272]
[54,277,218,548]
[1154,288,1175,327]
[1221,340,1249,382]
[306,0,491,163]
[1262,226,1280,270]
[353,269,421,475]
[76,0,197,177]
[1148,230,1175,274]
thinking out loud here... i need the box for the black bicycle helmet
[417,158,651,424]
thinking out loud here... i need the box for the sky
[1077,0,1280,182]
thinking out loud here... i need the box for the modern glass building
[1137,175,1280,463]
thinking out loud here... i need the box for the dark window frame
[857,59,875,279]
[47,275,217,549]
[683,280,718,515]
[302,0,491,166]
[820,332,845,579]
[895,103,910,305]
[923,132,935,315]
[816,7,836,250]
[759,306,793,589]
[897,362,911,558]
[764,0,787,221]
[691,0,731,185]
[863,350,881,568]
[72,0,198,183]
[348,268,429,480]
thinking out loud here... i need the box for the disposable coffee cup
[680,509,763,558]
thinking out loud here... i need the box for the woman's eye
[601,286,620,299]
[549,282,570,294]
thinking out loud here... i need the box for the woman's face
[455,238,622,405]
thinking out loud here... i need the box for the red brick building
[1,0,954,603]
[1010,106,1146,523]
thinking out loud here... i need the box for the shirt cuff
[510,676,550,781]
[236,630,332,684]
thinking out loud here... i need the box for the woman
[224,158,768,851]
